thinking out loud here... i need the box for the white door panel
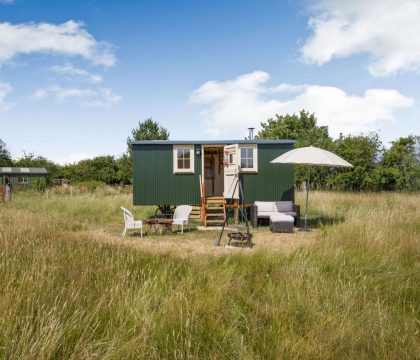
[223,144,239,199]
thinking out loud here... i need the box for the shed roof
[131,140,295,145]
[0,167,48,175]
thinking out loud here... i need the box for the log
[145,218,173,234]
[148,222,172,234]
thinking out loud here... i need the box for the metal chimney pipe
[248,127,255,140]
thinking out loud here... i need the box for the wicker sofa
[250,201,300,227]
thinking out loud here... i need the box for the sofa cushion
[270,214,294,222]
[255,201,276,213]
[281,211,297,217]
[274,201,293,212]
[258,211,278,217]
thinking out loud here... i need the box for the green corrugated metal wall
[133,144,202,205]
[241,144,294,202]
[132,143,294,206]
[0,174,46,186]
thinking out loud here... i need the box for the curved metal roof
[0,167,48,175]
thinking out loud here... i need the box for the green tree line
[1,114,418,191]
[0,118,169,186]
[257,110,420,191]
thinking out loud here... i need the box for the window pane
[244,159,253,168]
[247,148,253,158]
[177,149,184,160]
[240,147,254,168]
[175,148,193,171]
[229,154,234,164]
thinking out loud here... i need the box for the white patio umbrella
[271,146,353,231]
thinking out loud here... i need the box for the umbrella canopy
[271,146,353,231]
[271,146,353,167]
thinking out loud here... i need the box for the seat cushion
[281,211,297,217]
[172,219,187,225]
[257,211,278,217]
[127,221,142,229]
[255,201,276,213]
[274,201,293,212]
[269,214,294,222]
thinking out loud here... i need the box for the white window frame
[173,145,195,173]
[18,176,29,184]
[239,144,258,172]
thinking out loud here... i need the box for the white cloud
[81,88,122,108]
[301,0,420,76]
[0,20,115,66]
[50,63,103,83]
[32,85,121,108]
[0,81,12,109]
[190,71,414,137]
[0,0,14,4]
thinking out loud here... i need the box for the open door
[223,144,240,199]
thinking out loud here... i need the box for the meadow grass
[0,190,419,359]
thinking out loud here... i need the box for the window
[239,145,258,172]
[18,176,28,184]
[240,148,254,168]
[177,149,191,169]
[173,145,195,173]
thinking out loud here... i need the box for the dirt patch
[71,226,318,258]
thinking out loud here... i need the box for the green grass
[0,190,419,359]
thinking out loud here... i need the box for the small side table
[145,218,173,234]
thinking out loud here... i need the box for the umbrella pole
[300,167,311,232]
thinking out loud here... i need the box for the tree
[0,138,13,167]
[14,152,61,184]
[127,118,169,144]
[116,153,132,185]
[61,156,120,184]
[257,110,333,188]
[257,110,332,147]
[379,135,420,191]
[328,133,382,191]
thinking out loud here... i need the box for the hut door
[223,144,240,199]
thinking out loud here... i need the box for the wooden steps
[204,196,226,227]
[199,176,226,227]
[206,220,225,224]
[190,206,202,220]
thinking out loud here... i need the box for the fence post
[4,184,11,203]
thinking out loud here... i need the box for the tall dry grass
[0,191,419,359]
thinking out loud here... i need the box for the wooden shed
[0,167,47,188]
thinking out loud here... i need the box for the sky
[0,0,419,164]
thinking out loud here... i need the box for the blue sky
[0,0,419,163]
